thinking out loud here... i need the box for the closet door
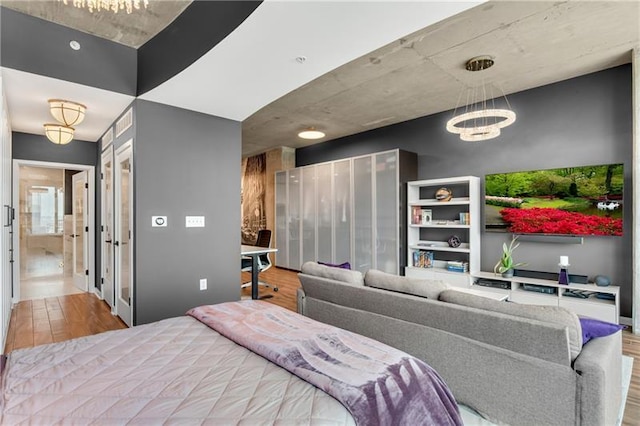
[100,146,114,309]
[114,141,133,327]
[375,151,399,274]
[287,170,301,270]
[274,171,287,268]
[300,166,316,265]
[353,155,373,273]
[333,160,351,265]
[315,163,332,263]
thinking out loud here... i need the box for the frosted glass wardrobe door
[301,166,316,265]
[275,171,287,268]
[288,170,301,270]
[353,156,373,273]
[316,163,332,263]
[333,160,351,265]
[375,151,398,274]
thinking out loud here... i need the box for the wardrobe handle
[114,241,120,247]
[105,240,113,244]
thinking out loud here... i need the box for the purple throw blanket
[187,301,462,426]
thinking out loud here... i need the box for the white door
[115,142,133,326]
[101,146,114,309]
[72,171,88,291]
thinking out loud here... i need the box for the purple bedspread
[187,301,462,426]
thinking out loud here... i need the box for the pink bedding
[188,300,462,426]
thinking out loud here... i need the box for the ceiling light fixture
[44,124,75,145]
[298,127,325,140]
[57,0,149,14]
[446,56,516,142]
[48,99,86,127]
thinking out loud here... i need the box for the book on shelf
[446,261,468,273]
[411,206,422,225]
[413,250,434,268]
[458,212,470,225]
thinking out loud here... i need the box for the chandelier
[44,124,75,145]
[58,0,149,14]
[48,99,86,127]
[446,56,516,142]
[44,99,87,145]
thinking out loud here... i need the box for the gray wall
[133,100,241,325]
[12,132,98,165]
[296,65,633,317]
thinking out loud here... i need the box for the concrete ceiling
[0,0,192,48]
[1,1,638,157]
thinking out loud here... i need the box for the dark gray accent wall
[12,132,98,166]
[137,1,262,95]
[296,65,633,317]
[0,7,137,95]
[133,100,241,325]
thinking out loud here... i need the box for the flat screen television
[485,163,623,236]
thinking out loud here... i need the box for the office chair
[241,229,278,293]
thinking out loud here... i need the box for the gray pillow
[364,269,449,299]
[439,289,583,360]
[300,261,364,286]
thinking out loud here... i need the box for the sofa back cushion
[364,269,448,299]
[439,289,582,360]
[300,261,364,286]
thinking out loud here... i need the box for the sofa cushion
[300,261,364,286]
[439,289,583,360]
[579,317,624,345]
[364,269,448,299]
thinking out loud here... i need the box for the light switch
[152,216,167,227]
[185,216,205,228]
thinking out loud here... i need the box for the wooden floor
[4,266,640,425]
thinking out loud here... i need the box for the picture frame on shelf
[421,209,432,224]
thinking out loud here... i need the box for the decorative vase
[501,269,514,278]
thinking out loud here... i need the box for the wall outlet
[199,278,207,291]
[186,216,205,227]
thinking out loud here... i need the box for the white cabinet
[275,149,417,273]
[405,176,480,288]
[471,271,620,323]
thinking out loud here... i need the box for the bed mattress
[1,315,355,424]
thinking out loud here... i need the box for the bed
[1,300,462,425]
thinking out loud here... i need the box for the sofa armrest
[296,287,306,315]
[573,331,622,426]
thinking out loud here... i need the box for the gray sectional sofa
[296,261,622,426]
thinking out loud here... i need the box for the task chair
[241,229,278,293]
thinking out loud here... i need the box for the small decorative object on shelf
[558,256,570,285]
[447,235,462,248]
[494,235,527,278]
[594,275,611,287]
[435,187,453,202]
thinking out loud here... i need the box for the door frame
[114,139,133,326]
[71,170,89,293]
[101,145,115,312]
[12,160,95,303]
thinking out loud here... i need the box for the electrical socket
[199,278,207,291]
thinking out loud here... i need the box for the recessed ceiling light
[70,40,81,51]
[298,128,325,140]
[295,56,307,64]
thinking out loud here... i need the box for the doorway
[13,161,95,302]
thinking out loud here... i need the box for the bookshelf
[405,176,480,288]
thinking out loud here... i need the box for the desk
[241,244,278,300]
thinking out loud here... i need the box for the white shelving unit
[471,271,620,323]
[405,176,480,288]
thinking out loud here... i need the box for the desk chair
[241,229,278,293]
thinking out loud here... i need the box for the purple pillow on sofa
[318,261,351,270]
[579,317,624,345]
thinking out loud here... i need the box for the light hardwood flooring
[4,266,640,425]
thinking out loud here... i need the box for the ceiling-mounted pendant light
[298,127,325,140]
[446,56,516,142]
[44,124,75,145]
[48,99,86,127]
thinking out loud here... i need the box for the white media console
[470,271,620,323]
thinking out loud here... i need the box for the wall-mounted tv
[485,163,623,236]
